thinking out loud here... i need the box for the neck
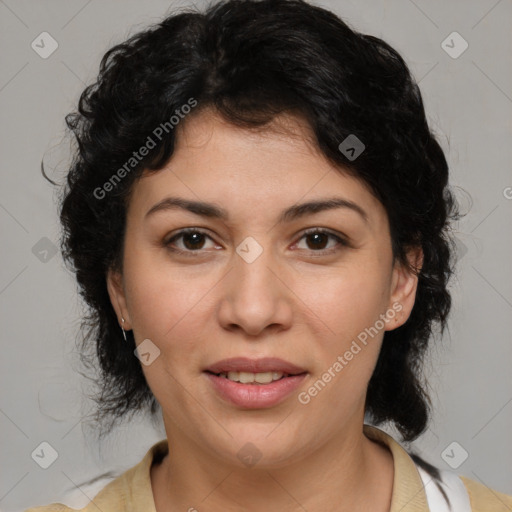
[151,423,394,512]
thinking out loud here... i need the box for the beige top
[25,425,512,511]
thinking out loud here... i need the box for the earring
[121,317,127,341]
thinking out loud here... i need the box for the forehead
[128,109,386,227]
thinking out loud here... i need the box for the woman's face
[108,109,420,468]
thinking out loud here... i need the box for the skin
[107,108,423,512]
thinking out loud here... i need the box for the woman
[27,0,512,510]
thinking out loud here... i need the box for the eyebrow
[145,196,369,224]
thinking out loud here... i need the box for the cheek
[294,258,391,340]
[291,256,391,400]
[122,243,218,343]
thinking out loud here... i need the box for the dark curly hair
[46,0,460,444]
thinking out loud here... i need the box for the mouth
[204,369,307,384]
[203,357,308,408]
[204,356,307,377]
[204,370,308,409]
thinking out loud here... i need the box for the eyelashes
[294,228,349,254]
[163,227,350,257]
[164,228,217,255]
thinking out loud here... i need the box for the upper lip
[205,357,307,375]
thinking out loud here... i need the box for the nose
[216,240,293,337]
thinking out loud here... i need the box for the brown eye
[295,229,348,254]
[180,231,207,250]
[164,228,217,255]
[304,232,329,250]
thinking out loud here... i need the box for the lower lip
[204,372,308,409]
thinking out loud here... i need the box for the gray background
[1,0,511,510]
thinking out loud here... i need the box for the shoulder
[23,470,130,512]
[23,439,167,512]
[23,474,119,512]
[24,506,73,512]
[460,476,512,511]
[415,460,512,512]
[364,424,512,512]
[23,471,130,512]
[414,453,512,511]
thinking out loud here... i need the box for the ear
[106,266,132,330]
[385,246,423,331]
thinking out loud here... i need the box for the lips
[205,371,308,408]
[204,357,307,376]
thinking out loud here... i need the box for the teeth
[218,371,286,383]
